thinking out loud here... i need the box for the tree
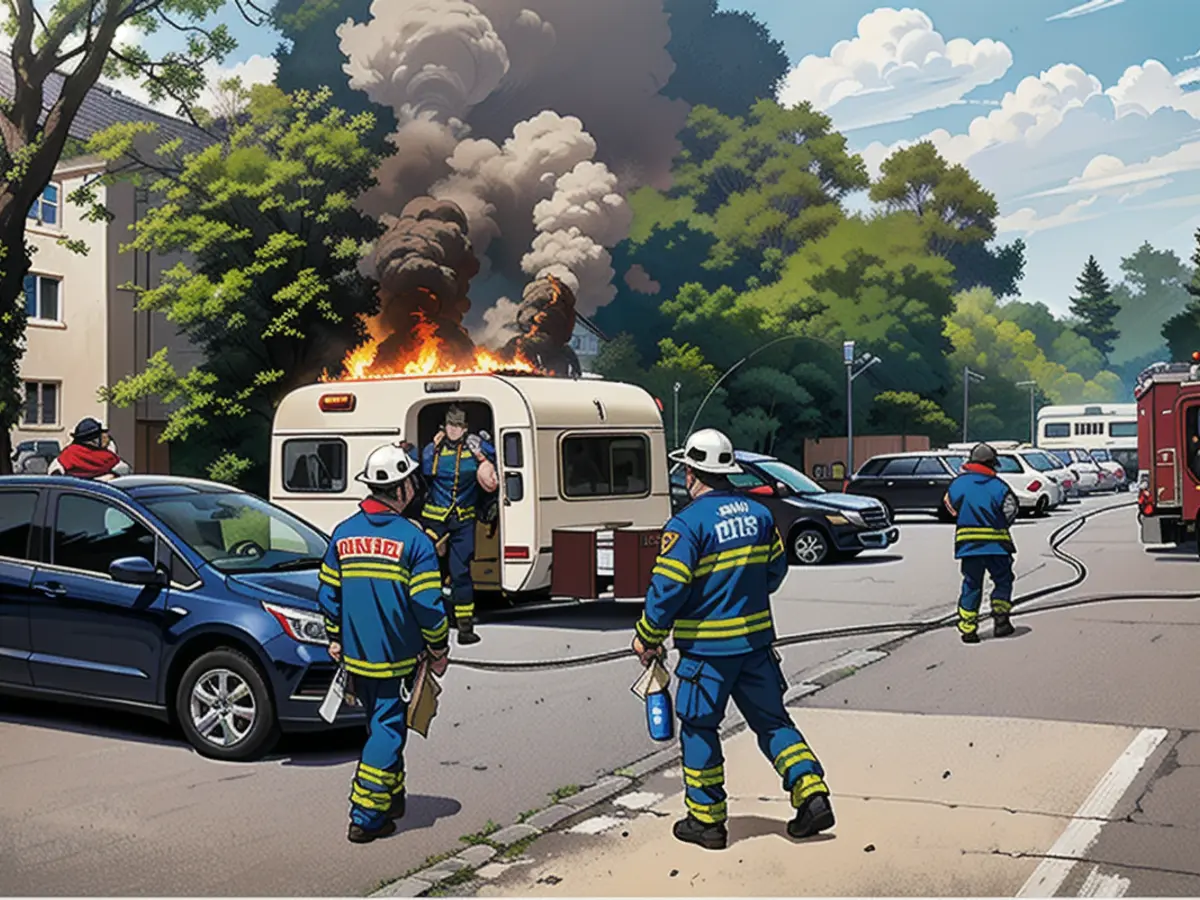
[994,299,1065,350]
[272,0,397,151]
[88,86,382,493]
[660,0,790,118]
[868,391,958,445]
[1112,241,1192,364]
[1069,255,1120,359]
[869,141,1026,297]
[0,0,248,472]
[1162,230,1200,361]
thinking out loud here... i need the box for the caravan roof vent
[1083,405,1103,415]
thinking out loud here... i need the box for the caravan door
[497,427,537,592]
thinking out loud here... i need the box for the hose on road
[450,499,1198,673]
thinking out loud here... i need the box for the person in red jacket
[48,418,132,480]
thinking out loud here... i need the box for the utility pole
[1017,380,1037,446]
[962,367,986,442]
[672,381,681,448]
[844,341,882,479]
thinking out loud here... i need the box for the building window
[22,381,59,426]
[27,184,59,227]
[561,435,649,498]
[24,274,61,322]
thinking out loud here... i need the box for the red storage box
[613,528,662,599]
[551,528,598,599]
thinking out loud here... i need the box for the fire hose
[448,498,1200,673]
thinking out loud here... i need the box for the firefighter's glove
[466,434,483,455]
[423,647,450,679]
[632,635,665,668]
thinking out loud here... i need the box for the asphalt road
[0,494,1139,896]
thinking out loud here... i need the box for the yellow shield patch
[659,531,680,555]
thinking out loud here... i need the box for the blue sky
[137,0,1200,317]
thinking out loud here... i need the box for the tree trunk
[0,203,34,476]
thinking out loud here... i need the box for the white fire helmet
[356,443,418,488]
[669,428,742,475]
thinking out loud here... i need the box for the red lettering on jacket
[336,536,403,561]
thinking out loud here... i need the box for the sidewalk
[471,709,1143,897]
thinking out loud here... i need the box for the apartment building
[4,62,211,473]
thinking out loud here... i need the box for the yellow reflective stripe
[422,620,450,642]
[342,561,412,575]
[955,528,1011,540]
[319,571,340,588]
[652,565,690,584]
[683,765,725,788]
[655,556,692,578]
[357,762,398,784]
[323,618,340,635]
[769,538,784,561]
[410,571,443,588]
[454,605,474,618]
[673,619,773,640]
[774,742,814,775]
[636,615,669,644]
[685,797,728,823]
[775,748,817,774]
[344,657,418,678]
[676,610,771,631]
[791,774,829,806]
[992,599,1013,613]
[351,784,392,801]
[391,775,407,796]
[320,562,340,579]
[350,790,391,811]
[682,764,724,778]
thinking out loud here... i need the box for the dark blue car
[0,475,362,761]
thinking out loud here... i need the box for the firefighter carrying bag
[407,658,442,737]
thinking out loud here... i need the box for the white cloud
[101,49,278,120]
[1046,0,1126,21]
[1036,143,1200,199]
[778,7,1012,132]
[1106,59,1200,116]
[996,196,1101,234]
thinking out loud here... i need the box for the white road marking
[568,815,624,835]
[1077,865,1131,898]
[613,791,664,811]
[1016,728,1168,898]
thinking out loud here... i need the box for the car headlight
[263,602,329,645]
[827,510,866,527]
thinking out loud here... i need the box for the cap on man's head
[445,405,467,428]
[969,442,999,468]
[71,417,105,442]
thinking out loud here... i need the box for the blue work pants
[957,555,1015,635]
[349,677,408,831]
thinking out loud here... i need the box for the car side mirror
[110,556,167,586]
[775,481,793,498]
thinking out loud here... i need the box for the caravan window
[282,439,347,493]
[1109,422,1137,438]
[561,435,649,498]
[1043,423,1070,438]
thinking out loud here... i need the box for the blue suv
[0,475,362,761]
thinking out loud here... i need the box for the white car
[1087,448,1129,491]
[1045,448,1103,494]
[938,450,1061,515]
[1016,450,1072,506]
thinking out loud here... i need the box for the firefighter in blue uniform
[631,428,836,850]
[318,442,451,843]
[943,442,1020,644]
[421,405,496,645]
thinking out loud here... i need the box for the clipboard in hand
[319,667,347,723]
[407,659,442,737]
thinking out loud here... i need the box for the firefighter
[48,418,132,479]
[318,442,450,844]
[631,428,835,850]
[943,442,1020,644]
[420,405,496,645]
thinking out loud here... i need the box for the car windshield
[143,491,328,574]
[756,460,825,495]
[1022,452,1058,472]
[1090,449,1111,462]
[1050,450,1072,465]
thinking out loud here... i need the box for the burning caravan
[269,370,672,598]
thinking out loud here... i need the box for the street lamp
[1016,380,1037,446]
[844,341,881,478]
[672,381,681,448]
[962,367,986,442]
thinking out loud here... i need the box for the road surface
[4,494,1173,896]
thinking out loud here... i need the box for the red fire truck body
[1134,359,1200,545]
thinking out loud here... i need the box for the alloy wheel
[190,668,257,748]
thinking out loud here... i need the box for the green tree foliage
[1108,241,1192,364]
[0,0,246,472]
[994,299,1065,349]
[271,0,397,151]
[868,391,958,445]
[869,141,1026,297]
[661,0,790,118]
[1069,255,1121,359]
[89,86,382,492]
[1162,231,1200,362]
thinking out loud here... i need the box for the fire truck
[1134,353,1200,547]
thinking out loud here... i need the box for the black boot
[961,630,980,644]
[787,793,835,839]
[673,815,727,850]
[389,791,406,820]
[347,819,397,844]
[993,615,1015,638]
[457,617,481,646]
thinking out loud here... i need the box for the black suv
[670,451,898,565]
[846,451,957,520]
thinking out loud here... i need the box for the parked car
[670,451,898,565]
[1045,448,1104,494]
[939,450,1062,515]
[0,475,359,762]
[845,451,958,520]
[11,439,60,475]
[1016,449,1076,503]
[1087,448,1130,490]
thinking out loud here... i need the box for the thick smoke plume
[339,0,687,346]
[371,197,479,369]
[499,275,581,377]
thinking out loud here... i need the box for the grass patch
[459,820,501,847]
[516,807,541,823]
[438,868,477,888]
[549,784,580,803]
[612,766,636,778]
[500,833,540,860]
[396,849,458,881]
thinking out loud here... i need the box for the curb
[367,642,895,898]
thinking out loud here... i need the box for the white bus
[1036,403,1137,483]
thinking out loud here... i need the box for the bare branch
[107,48,213,131]
[233,0,268,27]
[155,6,215,41]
